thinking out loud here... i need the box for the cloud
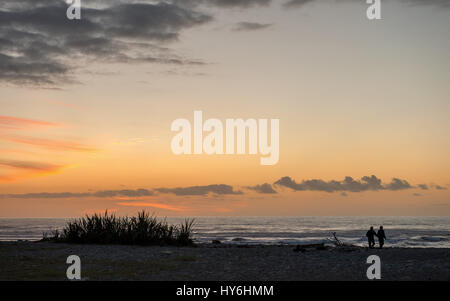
[246,183,277,194]
[417,184,429,190]
[232,22,272,31]
[0,159,66,182]
[2,0,447,86]
[0,192,91,199]
[274,175,413,192]
[283,0,315,9]
[209,0,272,7]
[117,201,184,212]
[283,0,450,9]
[0,0,211,86]
[0,185,242,199]
[406,0,450,7]
[0,176,444,199]
[0,135,98,152]
[92,189,153,198]
[0,116,95,182]
[416,183,449,191]
[0,188,153,199]
[0,116,62,130]
[0,159,63,171]
[173,0,272,8]
[155,184,243,196]
[383,178,412,191]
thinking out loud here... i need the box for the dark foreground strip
[0,281,442,299]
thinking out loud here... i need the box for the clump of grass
[44,211,195,246]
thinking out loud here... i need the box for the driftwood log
[326,232,361,252]
[294,232,361,253]
[327,232,346,247]
[293,242,327,252]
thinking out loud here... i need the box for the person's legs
[379,239,384,249]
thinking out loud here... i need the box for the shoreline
[1,241,449,281]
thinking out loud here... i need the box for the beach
[1,241,449,281]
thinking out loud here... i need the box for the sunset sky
[1,0,449,217]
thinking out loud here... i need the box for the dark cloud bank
[274,175,413,192]
[0,0,212,86]
[0,0,278,86]
[1,0,447,86]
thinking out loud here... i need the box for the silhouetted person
[366,226,377,248]
[377,226,386,249]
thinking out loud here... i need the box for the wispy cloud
[0,135,98,152]
[0,159,63,171]
[0,159,66,182]
[0,188,152,199]
[0,116,62,130]
[283,0,315,9]
[232,22,272,31]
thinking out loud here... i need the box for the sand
[0,241,449,281]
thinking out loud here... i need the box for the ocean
[0,216,449,248]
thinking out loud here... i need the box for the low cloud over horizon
[274,175,417,192]
[245,183,277,194]
[155,184,243,196]
[0,175,446,200]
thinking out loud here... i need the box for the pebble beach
[1,241,449,281]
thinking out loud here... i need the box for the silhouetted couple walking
[366,226,386,249]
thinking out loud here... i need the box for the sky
[0,0,449,217]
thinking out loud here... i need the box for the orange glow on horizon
[117,201,185,212]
